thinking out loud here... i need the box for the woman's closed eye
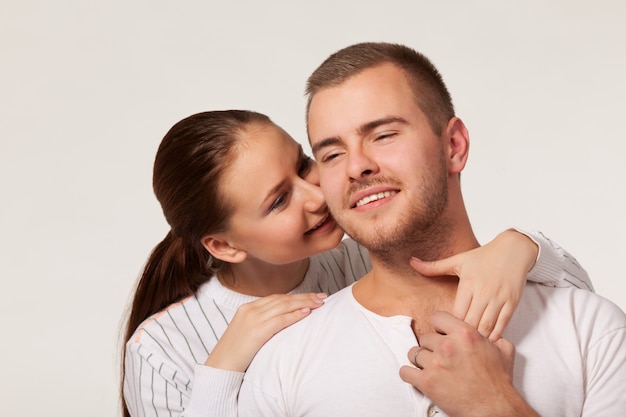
[269,192,289,213]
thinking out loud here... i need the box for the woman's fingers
[473,299,501,338]
[410,255,459,277]
[412,230,530,339]
[457,284,516,339]
[488,302,515,341]
[242,292,327,318]
[411,255,470,321]
[206,293,328,372]
[243,293,327,333]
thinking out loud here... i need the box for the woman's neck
[218,258,311,297]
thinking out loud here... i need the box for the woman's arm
[124,340,192,416]
[521,229,593,291]
[183,366,245,417]
[124,293,325,417]
[204,293,326,372]
[410,229,593,341]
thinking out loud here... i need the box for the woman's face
[219,122,344,265]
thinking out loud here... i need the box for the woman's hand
[204,292,327,372]
[410,229,538,341]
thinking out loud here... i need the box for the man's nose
[347,148,379,180]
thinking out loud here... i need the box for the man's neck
[352,262,457,336]
[352,224,479,336]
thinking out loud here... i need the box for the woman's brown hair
[120,110,272,417]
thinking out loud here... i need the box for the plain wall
[1,1,624,416]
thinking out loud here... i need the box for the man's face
[307,63,450,254]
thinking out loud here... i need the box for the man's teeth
[355,191,397,208]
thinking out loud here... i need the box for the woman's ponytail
[120,230,210,417]
[120,110,272,417]
[123,230,209,344]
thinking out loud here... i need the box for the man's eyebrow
[311,137,341,156]
[357,116,408,136]
[311,116,408,155]
[311,117,408,156]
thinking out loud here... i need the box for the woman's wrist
[503,228,539,272]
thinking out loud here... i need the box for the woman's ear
[201,235,247,264]
[444,117,470,175]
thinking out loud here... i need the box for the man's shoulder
[520,282,626,329]
[312,283,359,316]
[297,284,356,325]
[527,282,622,308]
[261,285,356,346]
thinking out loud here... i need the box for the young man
[237,42,626,416]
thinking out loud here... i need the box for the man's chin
[342,225,399,252]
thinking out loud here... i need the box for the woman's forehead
[222,124,301,198]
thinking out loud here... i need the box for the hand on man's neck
[351,220,480,336]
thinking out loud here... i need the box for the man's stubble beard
[337,158,450,273]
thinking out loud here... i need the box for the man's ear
[201,235,247,264]
[444,117,470,175]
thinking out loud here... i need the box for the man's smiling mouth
[354,191,398,208]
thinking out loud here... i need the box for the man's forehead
[308,69,415,146]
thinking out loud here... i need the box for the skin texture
[308,62,540,416]
[205,292,328,371]
[200,118,536,377]
[202,122,345,372]
[399,312,538,417]
[202,122,344,296]
[411,229,537,341]
[309,66,454,265]
[123,110,554,417]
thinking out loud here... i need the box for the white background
[1,1,624,416]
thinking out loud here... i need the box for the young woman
[121,110,592,417]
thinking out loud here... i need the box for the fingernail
[316,293,328,299]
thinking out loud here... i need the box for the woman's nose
[301,178,326,213]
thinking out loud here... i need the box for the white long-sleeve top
[123,231,593,417]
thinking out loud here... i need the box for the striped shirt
[123,233,592,417]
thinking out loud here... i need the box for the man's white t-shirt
[238,282,626,416]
